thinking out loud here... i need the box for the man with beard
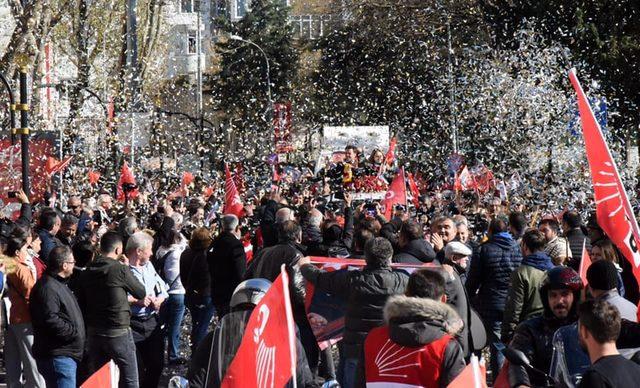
[508,267,583,388]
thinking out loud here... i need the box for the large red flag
[447,355,487,388]
[45,156,73,176]
[116,162,139,202]
[492,361,510,388]
[407,172,421,208]
[579,239,592,286]
[569,69,640,284]
[221,267,297,388]
[381,168,407,219]
[81,360,118,388]
[223,163,245,217]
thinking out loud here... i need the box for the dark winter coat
[565,228,590,271]
[180,247,211,297]
[465,233,522,322]
[207,232,246,308]
[74,255,146,334]
[393,239,437,264]
[509,315,576,387]
[245,242,307,320]
[31,273,86,361]
[300,262,409,356]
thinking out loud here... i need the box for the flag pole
[280,265,297,388]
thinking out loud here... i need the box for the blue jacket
[466,232,523,322]
[37,228,62,266]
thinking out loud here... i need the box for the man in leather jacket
[508,266,583,388]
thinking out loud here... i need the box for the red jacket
[364,295,466,388]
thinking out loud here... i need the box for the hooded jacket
[501,252,554,343]
[466,232,522,321]
[364,295,466,388]
[393,238,437,264]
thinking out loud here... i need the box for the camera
[7,191,17,198]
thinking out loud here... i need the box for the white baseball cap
[445,241,472,259]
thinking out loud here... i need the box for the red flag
[407,172,421,208]
[447,355,487,388]
[234,163,245,194]
[223,163,245,217]
[181,171,195,188]
[88,169,101,185]
[492,360,510,388]
[203,186,214,199]
[117,162,139,202]
[381,168,407,219]
[221,267,297,388]
[45,156,73,176]
[80,360,118,388]
[385,136,397,166]
[570,69,640,284]
[579,240,592,286]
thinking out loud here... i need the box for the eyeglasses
[69,205,81,209]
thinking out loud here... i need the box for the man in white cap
[443,241,473,283]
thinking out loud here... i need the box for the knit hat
[444,241,473,259]
[587,260,618,291]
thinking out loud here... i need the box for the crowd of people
[2,146,640,388]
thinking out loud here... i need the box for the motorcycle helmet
[229,278,272,310]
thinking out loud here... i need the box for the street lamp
[228,34,273,115]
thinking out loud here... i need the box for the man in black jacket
[31,246,85,387]
[75,231,146,388]
[208,214,246,318]
[562,211,590,271]
[299,237,409,388]
[393,220,437,264]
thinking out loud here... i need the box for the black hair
[522,229,546,252]
[364,237,393,268]
[508,212,527,236]
[353,228,374,251]
[539,218,560,234]
[400,220,423,241]
[48,246,73,272]
[72,240,95,268]
[488,216,509,235]
[40,210,59,232]
[562,211,582,229]
[578,299,621,344]
[5,236,28,257]
[406,269,446,300]
[100,231,123,254]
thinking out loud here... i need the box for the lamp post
[15,54,30,197]
[228,34,273,115]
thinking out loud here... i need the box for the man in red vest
[364,269,466,387]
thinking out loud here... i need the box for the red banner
[381,168,407,219]
[221,267,297,388]
[570,69,640,284]
[407,172,421,208]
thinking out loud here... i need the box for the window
[181,0,200,13]
[236,0,248,18]
[187,32,197,54]
[181,0,192,13]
